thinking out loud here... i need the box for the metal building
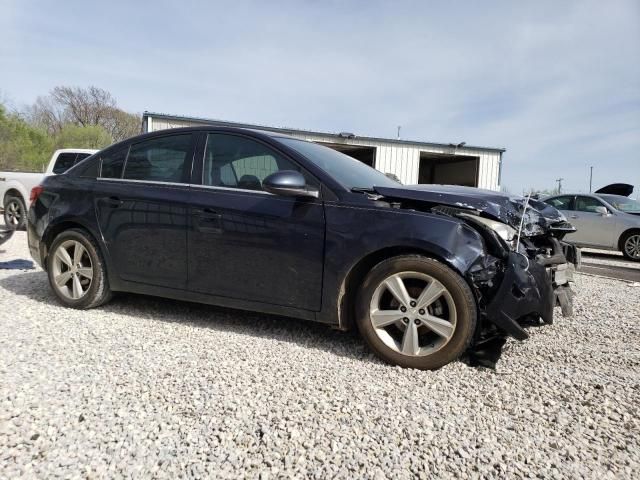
[142,112,505,191]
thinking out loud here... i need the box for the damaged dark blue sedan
[27,127,578,369]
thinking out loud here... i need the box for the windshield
[599,194,640,213]
[276,137,400,190]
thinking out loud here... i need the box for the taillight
[30,185,44,204]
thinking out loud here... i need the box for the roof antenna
[397,126,401,139]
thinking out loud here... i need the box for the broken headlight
[459,214,517,244]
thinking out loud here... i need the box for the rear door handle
[570,214,579,219]
[104,196,123,208]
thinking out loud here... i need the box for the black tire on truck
[3,194,27,230]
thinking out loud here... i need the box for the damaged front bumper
[467,241,579,367]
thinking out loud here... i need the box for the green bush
[0,105,53,172]
[54,124,112,150]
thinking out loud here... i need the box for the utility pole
[555,177,564,194]
[589,166,593,193]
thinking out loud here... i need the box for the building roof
[143,111,506,153]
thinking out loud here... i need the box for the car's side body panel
[187,185,326,311]
[94,179,191,289]
[316,200,489,326]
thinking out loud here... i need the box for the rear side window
[100,147,129,179]
[123,134,192,183]
[52,153,79,174]
[545,196,573,210]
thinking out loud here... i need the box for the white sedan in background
[544,192,640,261]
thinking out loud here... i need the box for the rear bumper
[27,208,46,269]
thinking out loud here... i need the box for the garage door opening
[418,152,479,187]
[317,143,377,167]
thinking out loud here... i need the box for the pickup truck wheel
[3,195,26,230]
[355,255,477,370]
[621,231,640,261]
[46,229,112,309]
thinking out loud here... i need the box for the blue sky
[1,0,639,194]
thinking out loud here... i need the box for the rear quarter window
[100,146,129,179]
[74,157,100,178]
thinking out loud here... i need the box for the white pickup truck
[0,148,97,228]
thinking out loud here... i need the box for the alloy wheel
[5,200,22,227]
[624,234,640,260]
[369,272,457,357]
[51,240,94,300]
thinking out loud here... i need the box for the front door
[188,133,325,311]
[567,196,617,248]
[94,133,195,288]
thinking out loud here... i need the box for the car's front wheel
[356,255,477,370]
[46,229,112,309]
[621,231,640,261]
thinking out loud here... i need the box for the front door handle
[570,214,579,219]
[193,208,223,233]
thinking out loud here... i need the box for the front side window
[545,195,573,210]
[598,194,640,213]
[52,153,79,174]
[124,134,192,183]
[575,196,605,213]
[276,137,399,190]
[203,134,313,191]
[99,147,129,179]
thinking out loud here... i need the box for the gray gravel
[1,231,639,478]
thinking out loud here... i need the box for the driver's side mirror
[262,170,319,199]
[595,206,610,216]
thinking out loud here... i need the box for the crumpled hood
[373,184,575,237]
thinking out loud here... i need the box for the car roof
[138,126,287,139]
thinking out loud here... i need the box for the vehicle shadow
[0,270,376,365]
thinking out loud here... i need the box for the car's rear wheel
[3,195,26,230]
[356,255,477,370]
[621,231,640,261]
[47,229,112,309]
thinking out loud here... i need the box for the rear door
[94,133,195,289]
[187,132,326,311]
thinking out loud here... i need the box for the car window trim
[97,177,190,188]
[96,177,277,195]
[190,183,274,195]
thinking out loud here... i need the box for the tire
[46,228,112,309]
[621,231,640,262]
[3,195,26,230]
[355,255,477,370]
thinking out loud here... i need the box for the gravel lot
[1,231,639,478]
